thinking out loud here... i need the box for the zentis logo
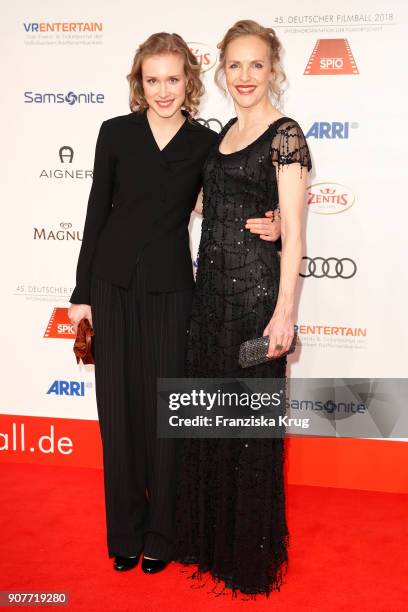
[44,308,74,338]
[307,182,355,214]
[188,43,217,72]
[304,39,359,75]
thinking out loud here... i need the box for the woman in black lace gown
[175,21,312,597]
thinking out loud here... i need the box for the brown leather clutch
[73,318,95,365]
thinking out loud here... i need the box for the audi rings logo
[196,118,223,132]
[300,257,357,279]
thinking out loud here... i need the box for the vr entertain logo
[23,22,103,33]
[307,183,355,214]
[44,308,75,339]
[296,324,366,337]
[304,39,359,75]
[24,91,104,105]
[295,323,367,350]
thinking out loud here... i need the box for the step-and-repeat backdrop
[1,1,407,491]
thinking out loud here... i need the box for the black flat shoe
[113,554,140,571]
[141,557,168,574]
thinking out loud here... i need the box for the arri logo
[304,39,359,75]
[44,308,75,339]
[24,91,104,105]
[47,380,92,396]
[188,43,217,72]
[307,183,355,214]
[306,122,358,139]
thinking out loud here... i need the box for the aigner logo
[39,148,92,180]
[59,146,74,163]
[304,39,359,75]
[300,257,357,279]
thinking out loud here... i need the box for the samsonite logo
[188,43,217,72]
[307,183,355,214]
[306,122,359,139]
[304,39,359,75]
[47,380,92,396]
[24,91,104,105]
[44,308,75,338]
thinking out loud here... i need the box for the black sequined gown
[175,116,312,597]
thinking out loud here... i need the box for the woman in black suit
[68,32,281,575]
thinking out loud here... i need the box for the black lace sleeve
[271,119,312,174]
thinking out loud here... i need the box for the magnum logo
[33,222,82,240]
[304,39,359,75]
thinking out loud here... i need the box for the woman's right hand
[68,304,93,335]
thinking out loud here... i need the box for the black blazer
[70,109,217,304]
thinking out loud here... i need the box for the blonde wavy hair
[127,32,204,116]
[215,20,287,107]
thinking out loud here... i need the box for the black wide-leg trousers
[90,257,193,562]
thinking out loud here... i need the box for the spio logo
[44,308,75,339]
[304,39,359,75]
[47,380,91,396]
[196,118,223,132]
[307,183,355,214]
[300,257,357,279]
[24,91,105,105]
[59,146,74,163]
[188,43,217,72]
[306,122,358,139]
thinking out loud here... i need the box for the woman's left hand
[263,312,294,358]
[245,210,281,241]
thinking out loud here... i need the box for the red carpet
[0,463,407,611]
